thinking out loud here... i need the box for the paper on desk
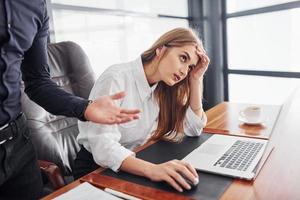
[54,182,121,200]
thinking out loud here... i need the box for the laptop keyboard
[213,140,264,171]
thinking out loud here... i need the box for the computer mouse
[159,175,199,191]
[182,176,198,190]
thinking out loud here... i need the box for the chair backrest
[21,41,95,176]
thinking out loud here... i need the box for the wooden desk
[220,89,300,200]
[43,89,300,200]
[204,102,281,139]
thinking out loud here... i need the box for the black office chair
[20,41,95,194]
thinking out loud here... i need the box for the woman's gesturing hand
[145,159,199,192]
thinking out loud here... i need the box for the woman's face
[157,45,199,86]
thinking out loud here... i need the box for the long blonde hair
[141,27,204,142]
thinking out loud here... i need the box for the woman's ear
[156,45,167,58]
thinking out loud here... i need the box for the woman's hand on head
[145,159,199,192]
[189,49,210,82]
[84,91,141,124]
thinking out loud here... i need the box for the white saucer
[238,115,266,125]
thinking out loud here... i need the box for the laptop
[183,134,272,180]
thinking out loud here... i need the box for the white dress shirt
[77,57,207,172]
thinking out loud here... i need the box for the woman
[74,27,210,192]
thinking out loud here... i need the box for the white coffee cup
[239,106,262,122]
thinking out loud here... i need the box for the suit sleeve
[21,3,88,120]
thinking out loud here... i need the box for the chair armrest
[38,160,66,190]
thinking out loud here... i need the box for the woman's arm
[189,76,205,118]
[80,76,135,171]
[120,156,199,192]
[183,50,210,136]
[189,50,210,117]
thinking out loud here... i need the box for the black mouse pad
[102,133,234,200]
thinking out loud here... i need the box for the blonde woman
[74,27,210,192]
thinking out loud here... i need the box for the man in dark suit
[0,0,140,199]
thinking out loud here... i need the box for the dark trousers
[73,146,99,180]
[0,114,42,200]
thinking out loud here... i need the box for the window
[225,1,300,105]
[227,0,298,13]
[228,74,300,105]
[51,0,188,17]
[48,1,189,76]
[227,8,300,72]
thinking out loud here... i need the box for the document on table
[54,182,121,200]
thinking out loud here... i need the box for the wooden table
[42,88,300,200]
[204,102,281,139]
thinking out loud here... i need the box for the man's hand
[84,91,140,124]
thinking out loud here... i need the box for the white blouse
[77,57,207,172]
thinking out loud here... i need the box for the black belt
[0,113,26,144]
